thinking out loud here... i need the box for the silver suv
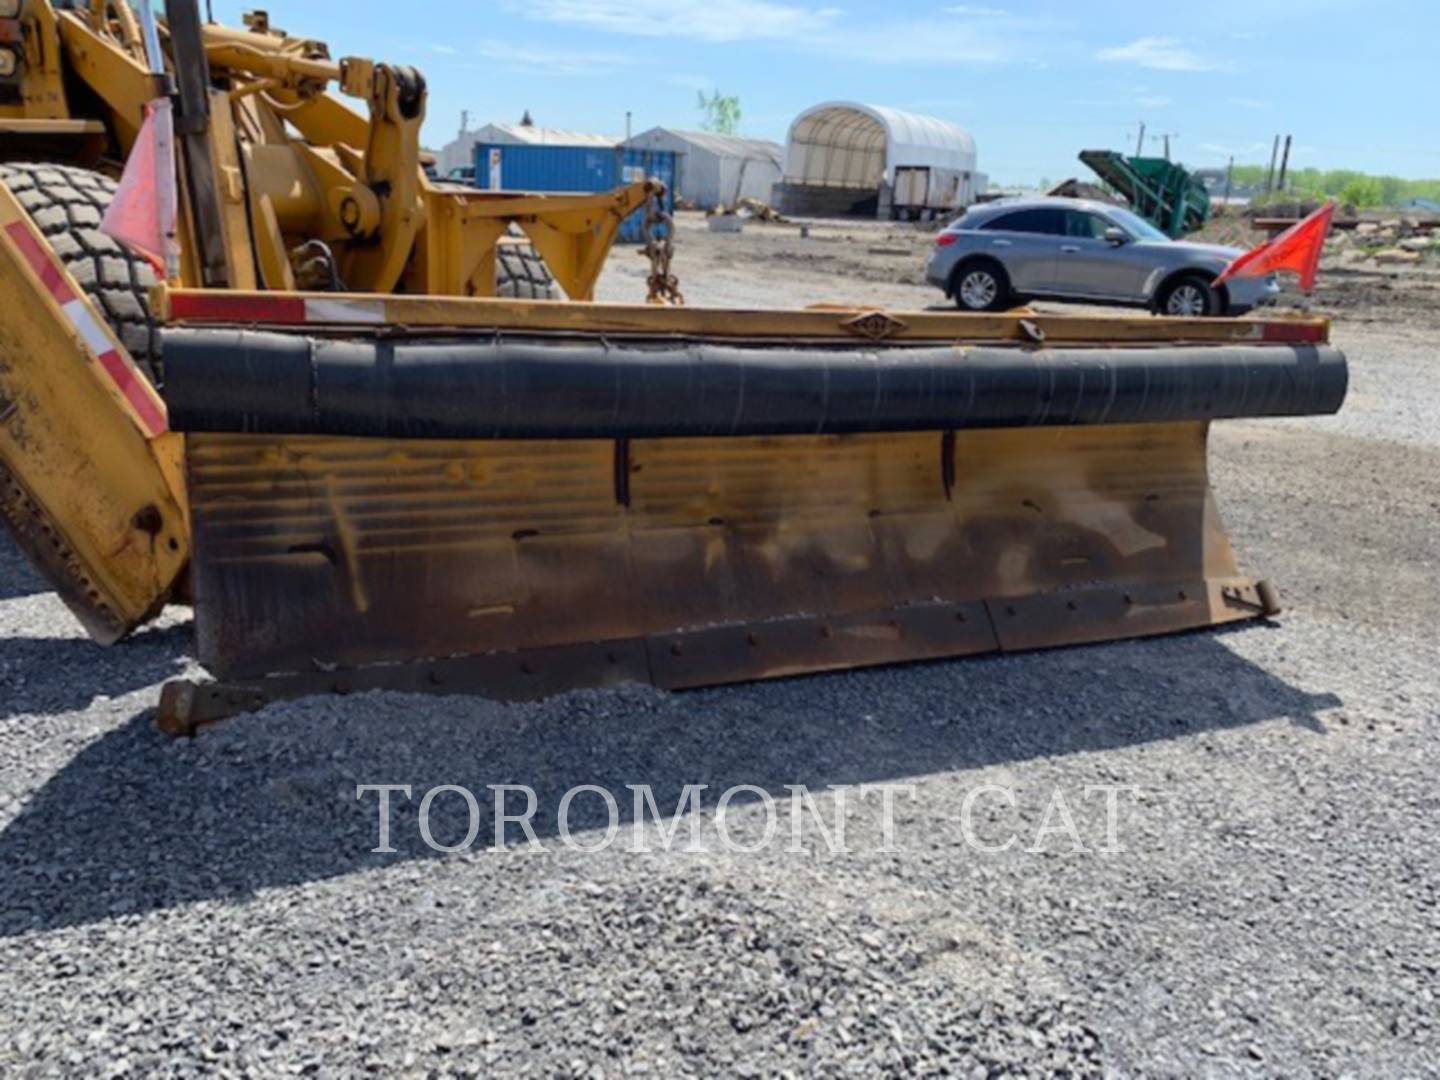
[926,196,1278,316]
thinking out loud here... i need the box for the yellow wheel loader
[0,2,1347,733]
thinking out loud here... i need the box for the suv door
[978,208,1065,292]
[1054,210,1147,300]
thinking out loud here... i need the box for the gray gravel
[2,238,1438,1076]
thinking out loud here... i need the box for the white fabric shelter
[783,102,976,189]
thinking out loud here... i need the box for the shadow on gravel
[0,539,47,602]
[0,630,1340,937]
[0,623,191,717]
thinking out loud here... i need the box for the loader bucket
[153,291,1346,730]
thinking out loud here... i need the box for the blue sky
[211,1,1437,184]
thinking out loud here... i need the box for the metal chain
[641,186,685,306]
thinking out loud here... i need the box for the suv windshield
[1104,207,1171,243]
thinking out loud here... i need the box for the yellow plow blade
[178,422,1255,684]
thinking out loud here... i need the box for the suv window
[1065,211,1113,239]
[982,208,1066,235]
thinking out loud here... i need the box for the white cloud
[809,23,1019,64]
[518,0,1048,63]
[803,7,1068,66]
[472,40,634,76]
[1226,97,1272,109]
[512,0,1058,67]
[1096,37,1217,72]
[511,0,840,43]
[665,73,716,92]
[1071,90,1171,109]
[428,44,459,55]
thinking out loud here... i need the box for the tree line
[1228,165,1440,208]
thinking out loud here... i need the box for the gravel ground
[2,221,1438,1076]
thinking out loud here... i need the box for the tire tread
[0,162,162,385]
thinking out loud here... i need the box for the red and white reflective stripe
[5,221,79,306]
[167,292,388,325]
[165,292,305,323]
[1249,321,1324,347]
[303,298,387,324]
[2,220,168,437]
[1257,321,1326,344]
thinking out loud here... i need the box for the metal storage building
[622,128,783,210]
[776,102,980,219]
[437,120,617,179]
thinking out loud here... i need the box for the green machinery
[1079,150,1211,238]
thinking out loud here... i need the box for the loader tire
[496,239,560,300]
[0,162,162,386]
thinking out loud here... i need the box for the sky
[210,0,1438,185]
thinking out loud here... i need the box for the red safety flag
[1214,200,1335,293]
[100,98,178,277]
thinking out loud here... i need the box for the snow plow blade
[153,296,1346,731]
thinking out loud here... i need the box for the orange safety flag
[100,98,178,278]
[1214,200,1335,293]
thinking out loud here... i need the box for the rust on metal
[171,418,1272,727]
[158,285,1331,347]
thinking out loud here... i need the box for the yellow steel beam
[0,119,105,133]
[391,184,652,298]
[16,0,69,120]
[157,285,1330,347]
[54,10,153,154]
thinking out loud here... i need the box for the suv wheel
[1159,274,1220,317]
[953,261,1011,312]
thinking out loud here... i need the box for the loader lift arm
[0,0,652,644]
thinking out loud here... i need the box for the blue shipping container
[474,144,676,244]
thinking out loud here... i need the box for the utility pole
[1135,122,1146,157]
[1224,156,1234,207]
[1277,134,1293,192]
[1265,134,1280,194]
[625,110,632,142]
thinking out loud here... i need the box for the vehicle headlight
[0,49,18,79]
[0,0,20,21]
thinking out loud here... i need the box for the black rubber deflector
[161,330,1349,438]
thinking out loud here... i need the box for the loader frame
[0,1,659,645]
